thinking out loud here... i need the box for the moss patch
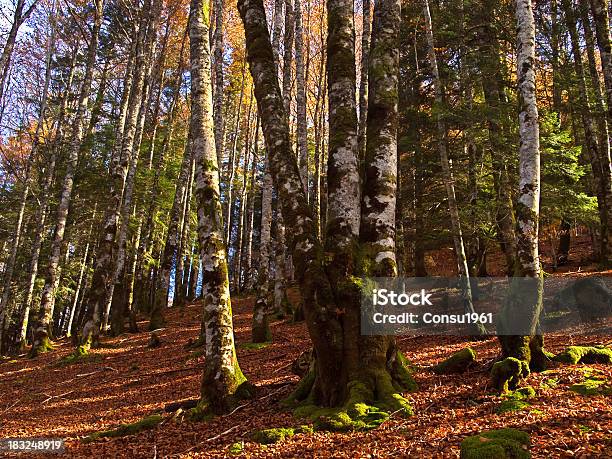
[553,346,612,365]
[433,348,477,374]
[228,441,244,454]
[82,415,163,442]
[240,342,271,350]
[460,428,531,458]
[252,425,313,444]
[57,348,103,366]
[495,386,535,414]
[569,376,612,396]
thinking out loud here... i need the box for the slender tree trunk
[294,0,308,194]
[213,0,225,166]
[422,0,482,333]
[190,0,252,414]
[562,0,612,264]
[357,0,371,163]
[496,0,546,386]
[30,0,104,356]
[150,130,195,329]
[589,0,612,126]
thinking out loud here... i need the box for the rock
[432,348,477,374]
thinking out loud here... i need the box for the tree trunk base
[29,333,53,358]
[148,310,166,331]
[284,351,416,431]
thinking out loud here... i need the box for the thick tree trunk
[190,0,252,414]
[30,0,104,356]
[239,0,414,418]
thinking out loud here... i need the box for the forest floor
[0,236,611,458]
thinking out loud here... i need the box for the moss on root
[82,415,163,442]
[252,425,313,444]
[460,428,530,458]
[433,348,477,374]
[491,357,530,392]
[553,346,612,365]
[291,375,414,432]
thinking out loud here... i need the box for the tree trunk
[294,0,308,194]
[239,0,414,419]
[422,0,483,333]
[589,0,612,126]
[30,0,104,356]
[213,0,225,166]
[357,0,371,164]
[496,0,546,388]
[562,0,612,264]
[190,0,252,414]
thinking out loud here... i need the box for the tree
[189,0,252,414]
[239,0,414,422]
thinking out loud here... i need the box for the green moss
[82,415,163,442]
[460,428,531,459]
[513,386,536,399]
[228,441,244,455]
[433,348,477,374]
[496,399,530,413]
[553,346,612,365]
[569,377,612,396]
[240,342,271,350]
[57,348,102,366]
[252,425,312,444]
[491,357,530,392]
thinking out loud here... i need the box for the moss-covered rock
[82,415,163,442]
[491,357,530,392]
[252,425,312,444]
[553,346,612,365]
[460,428,531,458]
[228,441,244,455]
[433,348,477,374]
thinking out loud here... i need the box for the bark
[190,0,252,414]
[240,0,414,414]
[30,0,104,356]
[282,0,294,113]
[174,152,195,308]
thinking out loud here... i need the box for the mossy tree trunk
[190,0,251,414]
[496,0,547,381]
[239,0,413,414]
